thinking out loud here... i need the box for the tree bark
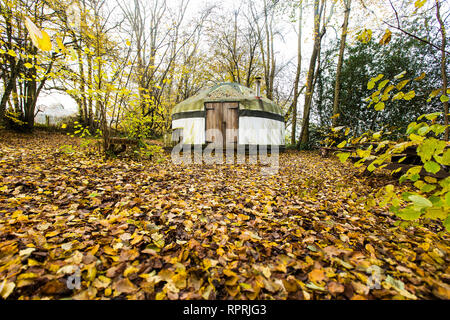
[298,0,334,145]
[76,42,87,124]
[260,0,275,100]
[291,3,303,144]
[299,0,323,145]
[0,6,17,123]
[436,0,449,140]
[0,62,20,122]
[87,52,94,129]
[332,0,352,127]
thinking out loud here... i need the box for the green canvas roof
[172,82,284,115]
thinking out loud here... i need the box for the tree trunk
[0,8,17,123]
[261,0,275,100]
[332,0,352,127]
[0,62,20,122]
[299,0,322,145]
[87,53,94,129]
[436,0,449,140]
[76,41,87,124]
[291,3,303,144]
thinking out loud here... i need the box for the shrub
[336,72,450,232]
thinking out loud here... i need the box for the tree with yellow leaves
[0,0,59,131]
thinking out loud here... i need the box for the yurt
[171,82,285,148]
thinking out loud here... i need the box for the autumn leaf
[308,269,325,283]
[0,280,15,299]
[414,0,427,9]
[374,102,385,111]
[113,278,137,294]
[327,281,345,295]
[56,37,66,52]
[379,29,392,45]
[24,17,52,51]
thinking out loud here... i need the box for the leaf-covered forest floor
[0,132,449,300]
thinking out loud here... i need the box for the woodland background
[0,0,448,146]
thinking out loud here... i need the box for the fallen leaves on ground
[0,132,449,300]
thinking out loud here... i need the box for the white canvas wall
[172,118,205,144]
[238,117,285,145]
[172,116,285,145]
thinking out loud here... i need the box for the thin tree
[332,0,352,128]
[291,1,303,144]
[435,0,448,140]
[249,0,278,99]
[299,0,334,145]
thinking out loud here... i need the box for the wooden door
[223,102,238,145]
[205,102,238,145]
[205,102,223,144]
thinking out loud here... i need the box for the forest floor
[0,131,449,300]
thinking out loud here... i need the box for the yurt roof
[172,82,284,116]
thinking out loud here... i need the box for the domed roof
[172,82,284,116]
